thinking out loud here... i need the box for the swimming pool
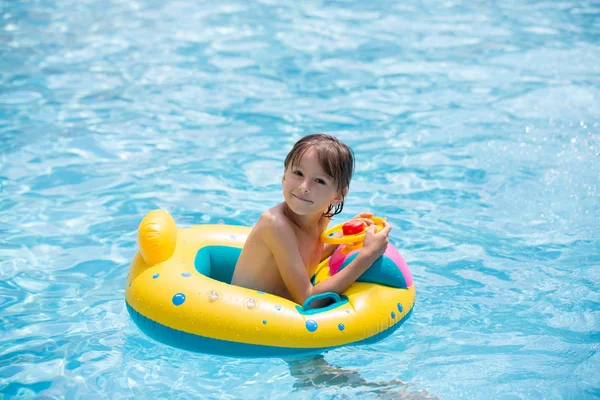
[1,0,598,398]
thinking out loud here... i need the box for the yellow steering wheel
[321,217,385,245]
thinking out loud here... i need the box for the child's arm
[320,231,342,261]
[262,214,391,306]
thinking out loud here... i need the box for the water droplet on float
[208,291,219,302]
[245,298,257,309]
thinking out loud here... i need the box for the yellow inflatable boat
[125,210,416,357]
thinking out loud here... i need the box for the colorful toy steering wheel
[321,217,385,245]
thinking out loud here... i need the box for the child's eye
[316,178,327,185]
[293,170,303,177]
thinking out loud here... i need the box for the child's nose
[299,180,311,192]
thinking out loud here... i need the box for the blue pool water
[1,0,599,398]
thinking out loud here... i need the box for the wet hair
[284,133,354,218]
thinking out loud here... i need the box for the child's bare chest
[294,230,323,275]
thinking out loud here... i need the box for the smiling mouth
[293,194,313,203]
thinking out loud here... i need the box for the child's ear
[332,189,347,205]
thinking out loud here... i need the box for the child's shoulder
[255,203,294,233]
[252,204,300,251]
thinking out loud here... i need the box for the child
[231,134,391,305]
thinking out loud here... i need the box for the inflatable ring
[125,210,416,357]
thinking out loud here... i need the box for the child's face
[282,148,343,217]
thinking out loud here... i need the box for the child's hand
[362,219,391,258]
